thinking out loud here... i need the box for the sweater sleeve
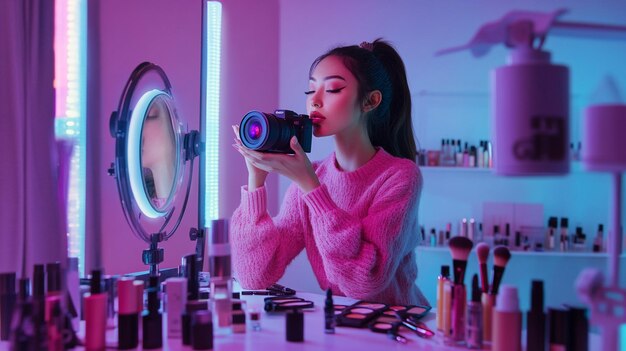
[302,168,421,299]
[230,183,305,289]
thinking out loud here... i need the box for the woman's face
[306,55,362,137]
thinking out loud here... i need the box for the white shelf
[420,166,492,173]
[416,245,625,258]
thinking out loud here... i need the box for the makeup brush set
[438,236,513,348]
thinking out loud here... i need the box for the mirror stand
[141,233,165,277]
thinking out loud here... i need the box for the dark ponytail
[309,39,417,162]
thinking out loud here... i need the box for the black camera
[239,110,312,153]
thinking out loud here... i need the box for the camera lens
[247,121,263,140]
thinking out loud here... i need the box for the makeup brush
[448,236,474,285]
[490,246,512,295]
[476,243,490,293]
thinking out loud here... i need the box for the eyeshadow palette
[263,296,314,312]
[336,300,431,329]
[336,301,389,328]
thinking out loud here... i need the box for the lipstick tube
[84,270,107,351]
[117,277,138,349]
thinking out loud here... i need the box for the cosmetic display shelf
[420,166,492,173]
[416,245,625,258]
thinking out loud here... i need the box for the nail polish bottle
[84,270,107,351]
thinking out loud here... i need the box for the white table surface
[1,290,600,350]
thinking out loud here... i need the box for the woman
[231,39,428,306]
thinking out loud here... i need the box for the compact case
[264,296,314,312]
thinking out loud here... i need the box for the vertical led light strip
[54,0,87,275]
[204,1,222,225]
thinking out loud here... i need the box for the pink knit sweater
[231,148,428,306]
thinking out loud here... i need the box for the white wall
[277,0,626,300]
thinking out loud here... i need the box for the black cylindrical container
[183,300,208,345]
[566,306,588,351]
[0,272,17,340]
[286,308,304,342]
[142,288,162,349]
[191,310,213,350]
[549,308,568,350]
[526,280,546,351]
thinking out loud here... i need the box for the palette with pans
[336,301,389,328]
[337,301,431,329]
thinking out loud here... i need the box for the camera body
[239,110,312,153]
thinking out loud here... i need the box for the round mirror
[111,62,191,244]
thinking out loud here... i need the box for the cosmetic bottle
[526,280,546,351]
[573,227,586,252]
[481,292,495,344]
[0,272,16,341]
[45,294,64,351]
[446,283,466,346]
[430,228,437,247]
[466,275,482,349]
[32,264,47,347]
[486,141,493,168]
[182,254,209,345]
[463,142,470,167]
[593,224,604,252]
[504,223,511,247]
[546,217,557,250]
[455,139,463,166]
[442,279,452,336]
[84,269,107,351]
[249,308,261,331]
[469,146,477,167]
[565,306,588,351]
[9,278,37,350]
[559,217,569,251]
[324,288,336,334]
[117,277,138,349]
[104,275,117,329]
[232,300,246,333]
[468,219,476,241]
[493,225,501,246]
[492,285,521,351]
[286,308,304,342]
[549,308,568,351]
[436,265,450,331]
[460,218,468,237]
[142,287,163,349]
[191,310,213,350]
[478,142,485,167]
[46,262,62,296]
[208,219,233,335]
[166,277,187,338]
[66,257,81,331]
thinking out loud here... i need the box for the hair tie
[359,41,374,52]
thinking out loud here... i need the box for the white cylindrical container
[492,48,569,175]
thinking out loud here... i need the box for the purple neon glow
[248,121,262,140]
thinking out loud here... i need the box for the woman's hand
[233,125,268,190]
[232,126,320,193]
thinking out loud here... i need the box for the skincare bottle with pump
[436,265,450,331]
[492,285,522,351]
[84,270,107,351]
